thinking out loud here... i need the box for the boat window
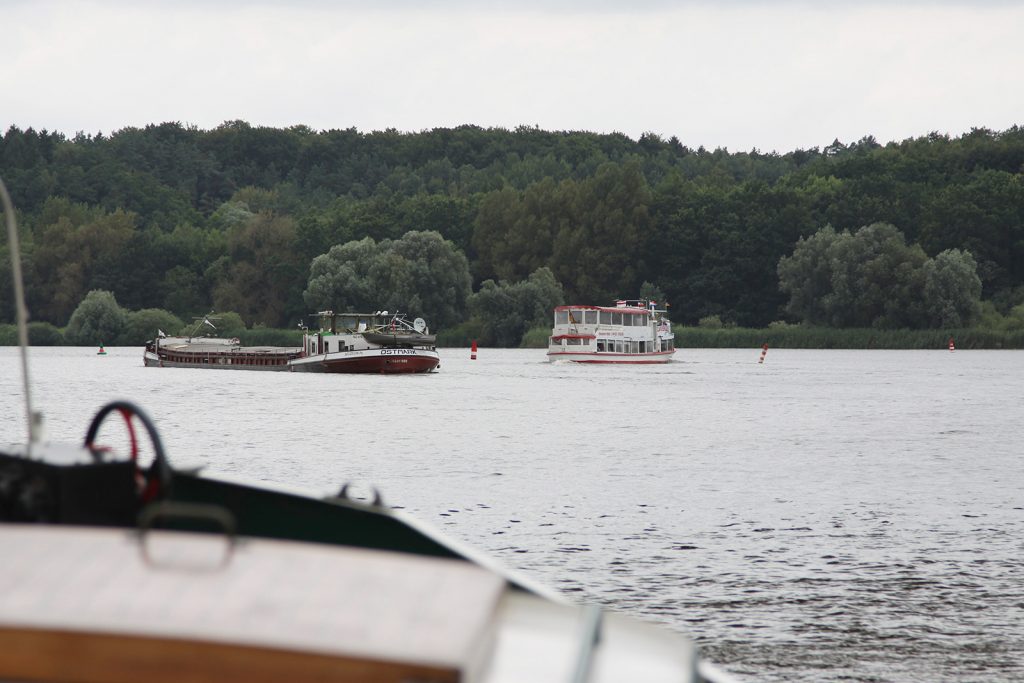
[584,310,597,325]
[612,313,623,326]
[597,340,606,352]
[639,314,648,326]
[639,341,646,353]
[630,341,639,353]
[615,340,623,353]
[568,309,584,324]
[555,310,568,325]
[600,311,612,325]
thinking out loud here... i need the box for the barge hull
[290,350,439,374]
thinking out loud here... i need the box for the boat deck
[158,342,299,355]
[0,523,502,683]
[0,523,699,683]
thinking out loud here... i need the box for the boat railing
[183,311,224,341]
[311,311,427,336]
[2,175,37,455]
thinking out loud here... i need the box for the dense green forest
[2,121,1023,344]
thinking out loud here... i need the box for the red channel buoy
[471,339,477,360]
[758,342,768,364]
[948,337,955,352]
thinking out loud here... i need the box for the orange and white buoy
[758,342,768,364]
[471,339,477,360]
[948,337,955,352]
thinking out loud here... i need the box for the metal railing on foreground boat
[698,660,746,683]
[2,175,39,458]
[569,604,603,683]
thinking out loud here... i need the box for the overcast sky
[3,1,1022,153]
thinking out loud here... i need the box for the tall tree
[779,223,980,329]
[64,290,128,346]
[471,186,523,283]
[29,200,136,324]
[304,230,471,329]
[469,267,564,346]
[211,212,306,327]
[551,160,651,303]
[922,249,983,328]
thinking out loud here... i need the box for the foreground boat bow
[0,401,735,683]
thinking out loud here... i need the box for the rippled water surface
[3,346,1023,682]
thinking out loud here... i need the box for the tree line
[2,121,1023,344]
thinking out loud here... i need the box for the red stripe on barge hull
[559,359,671,364]
[292,355,439,374]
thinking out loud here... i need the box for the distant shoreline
[4,324,1024,350]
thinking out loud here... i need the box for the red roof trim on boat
[547,350,675,359]
[551,333,596,340]
[554,305,649,315]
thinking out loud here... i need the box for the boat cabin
[303,310,436,357]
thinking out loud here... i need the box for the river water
[2,346,1022,682]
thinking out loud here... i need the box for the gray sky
[3,1,1022,153]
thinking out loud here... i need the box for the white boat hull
[547,350,675,364]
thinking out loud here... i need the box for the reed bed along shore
[517,325,1024,350]
[675,326,1024,350]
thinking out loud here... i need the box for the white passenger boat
[547,299,676,363]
